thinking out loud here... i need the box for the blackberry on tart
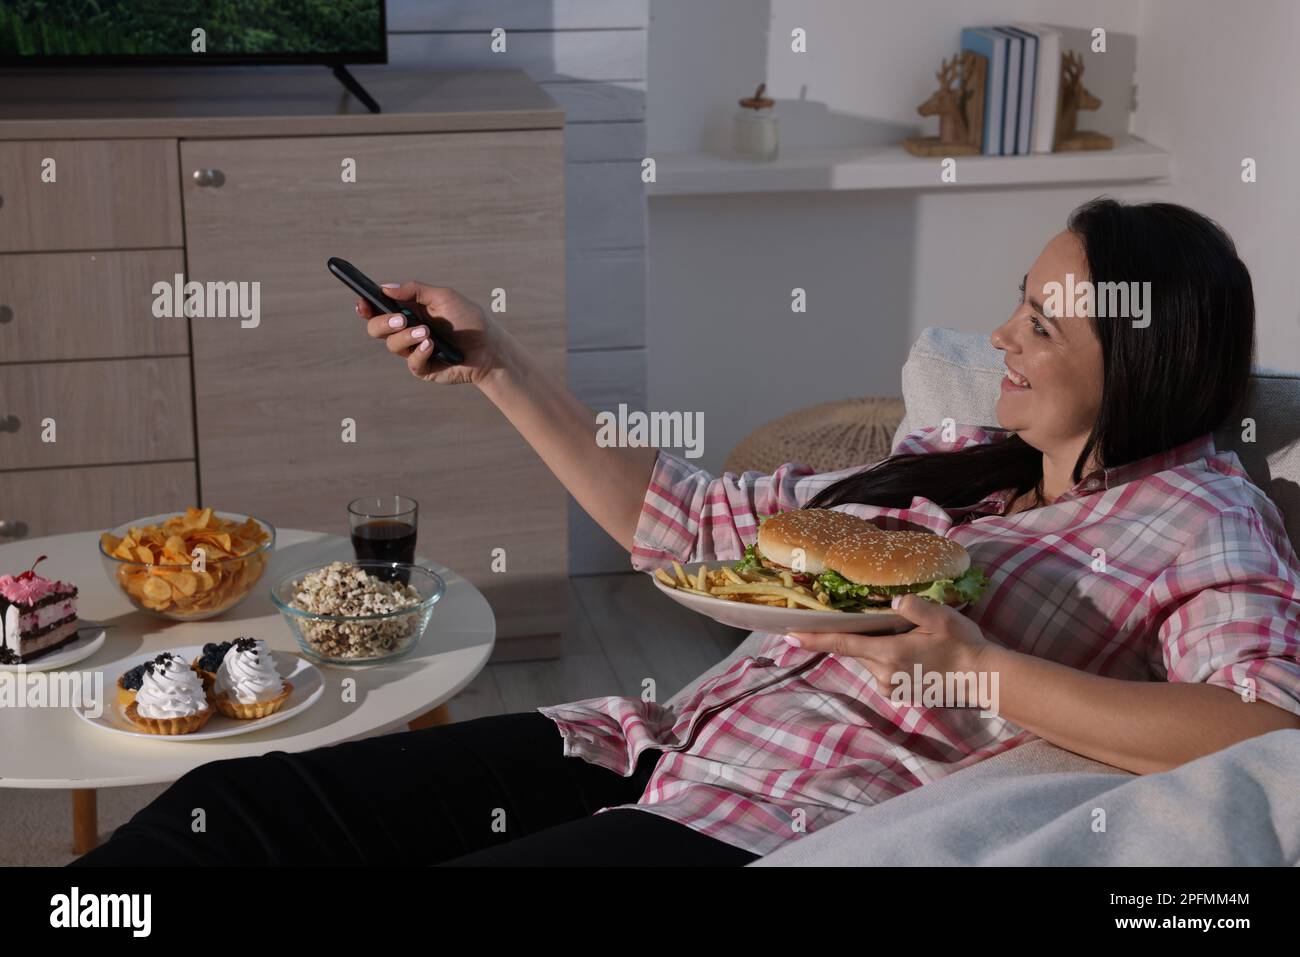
[191,640,236,696]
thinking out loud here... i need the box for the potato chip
[141,576,171,601]
[176,571,199,595]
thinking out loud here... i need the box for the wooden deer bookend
[1054,50,1113,151]
[903,51,986,157]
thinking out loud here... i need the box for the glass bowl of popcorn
[270,560,445,664]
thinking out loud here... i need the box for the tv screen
[0,0,387,65]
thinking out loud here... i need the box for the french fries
[653,561,843,612]
[722,566,747,585]
[709,583,830,611]
[672,560,689,587]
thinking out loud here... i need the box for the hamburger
[741,509,878,578]
[818,530,987,608]
[736,509,988,610]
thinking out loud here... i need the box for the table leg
[408,702,452,731]
[72,788,98,855]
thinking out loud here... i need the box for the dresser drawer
[0,249,189,361]
[0,357,193,469]
[0,462,197,543]
[0,139,182,252]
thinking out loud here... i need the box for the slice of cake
[0,556,80,664]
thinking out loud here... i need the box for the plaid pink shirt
[539,425,1300,856]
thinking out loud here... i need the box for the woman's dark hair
[807,198,1255,511]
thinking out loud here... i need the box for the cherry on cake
[0,556,80,664]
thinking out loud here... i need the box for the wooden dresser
[0,68,567,658]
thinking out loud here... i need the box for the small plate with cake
[75,642,325,741]
[0,555,106,671]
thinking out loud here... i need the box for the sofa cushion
[891,326,1300,550]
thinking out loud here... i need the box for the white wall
[646,0,1297,478]
[1130,0,1300,375]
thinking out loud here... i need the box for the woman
[74,199,1300,867]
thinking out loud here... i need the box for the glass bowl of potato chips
[99,508,275,620]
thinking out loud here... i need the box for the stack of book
[961,24,1062,155]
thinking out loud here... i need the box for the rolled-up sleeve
[630,450,880,571]
[628,424,1004,571]
[1158,505,1300,717]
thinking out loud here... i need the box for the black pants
[71,711,757,866]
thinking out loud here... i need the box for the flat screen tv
[0,0,387,65]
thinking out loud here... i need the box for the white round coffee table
[0,527,495,852]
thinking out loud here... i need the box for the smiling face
[989,230,1105,460]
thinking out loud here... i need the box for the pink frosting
[0,574,73,605]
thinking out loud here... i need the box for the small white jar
[733,84,778,160]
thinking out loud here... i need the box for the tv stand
[332,63,381,113]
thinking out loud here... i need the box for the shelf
[648,134,1169,196]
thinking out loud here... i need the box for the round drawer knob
[0,305,12,324]
[192,168,226,188]
[0,520,28,540]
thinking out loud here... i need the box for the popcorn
[288,561,424,659]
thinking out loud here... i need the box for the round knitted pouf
[724,396,907,475]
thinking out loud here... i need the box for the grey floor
[449,572,748,721]
[1,572,747,866]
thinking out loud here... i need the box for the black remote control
[328,257,465,365]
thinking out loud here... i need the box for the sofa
[668,327,1300,866]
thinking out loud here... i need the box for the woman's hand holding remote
[356,281,501,386]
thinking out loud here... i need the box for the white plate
[652,562,969,635]
[0,624,107,673]
[74,643,324,741]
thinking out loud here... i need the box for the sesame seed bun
[756,509,879,574]
[823,531,970,588]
